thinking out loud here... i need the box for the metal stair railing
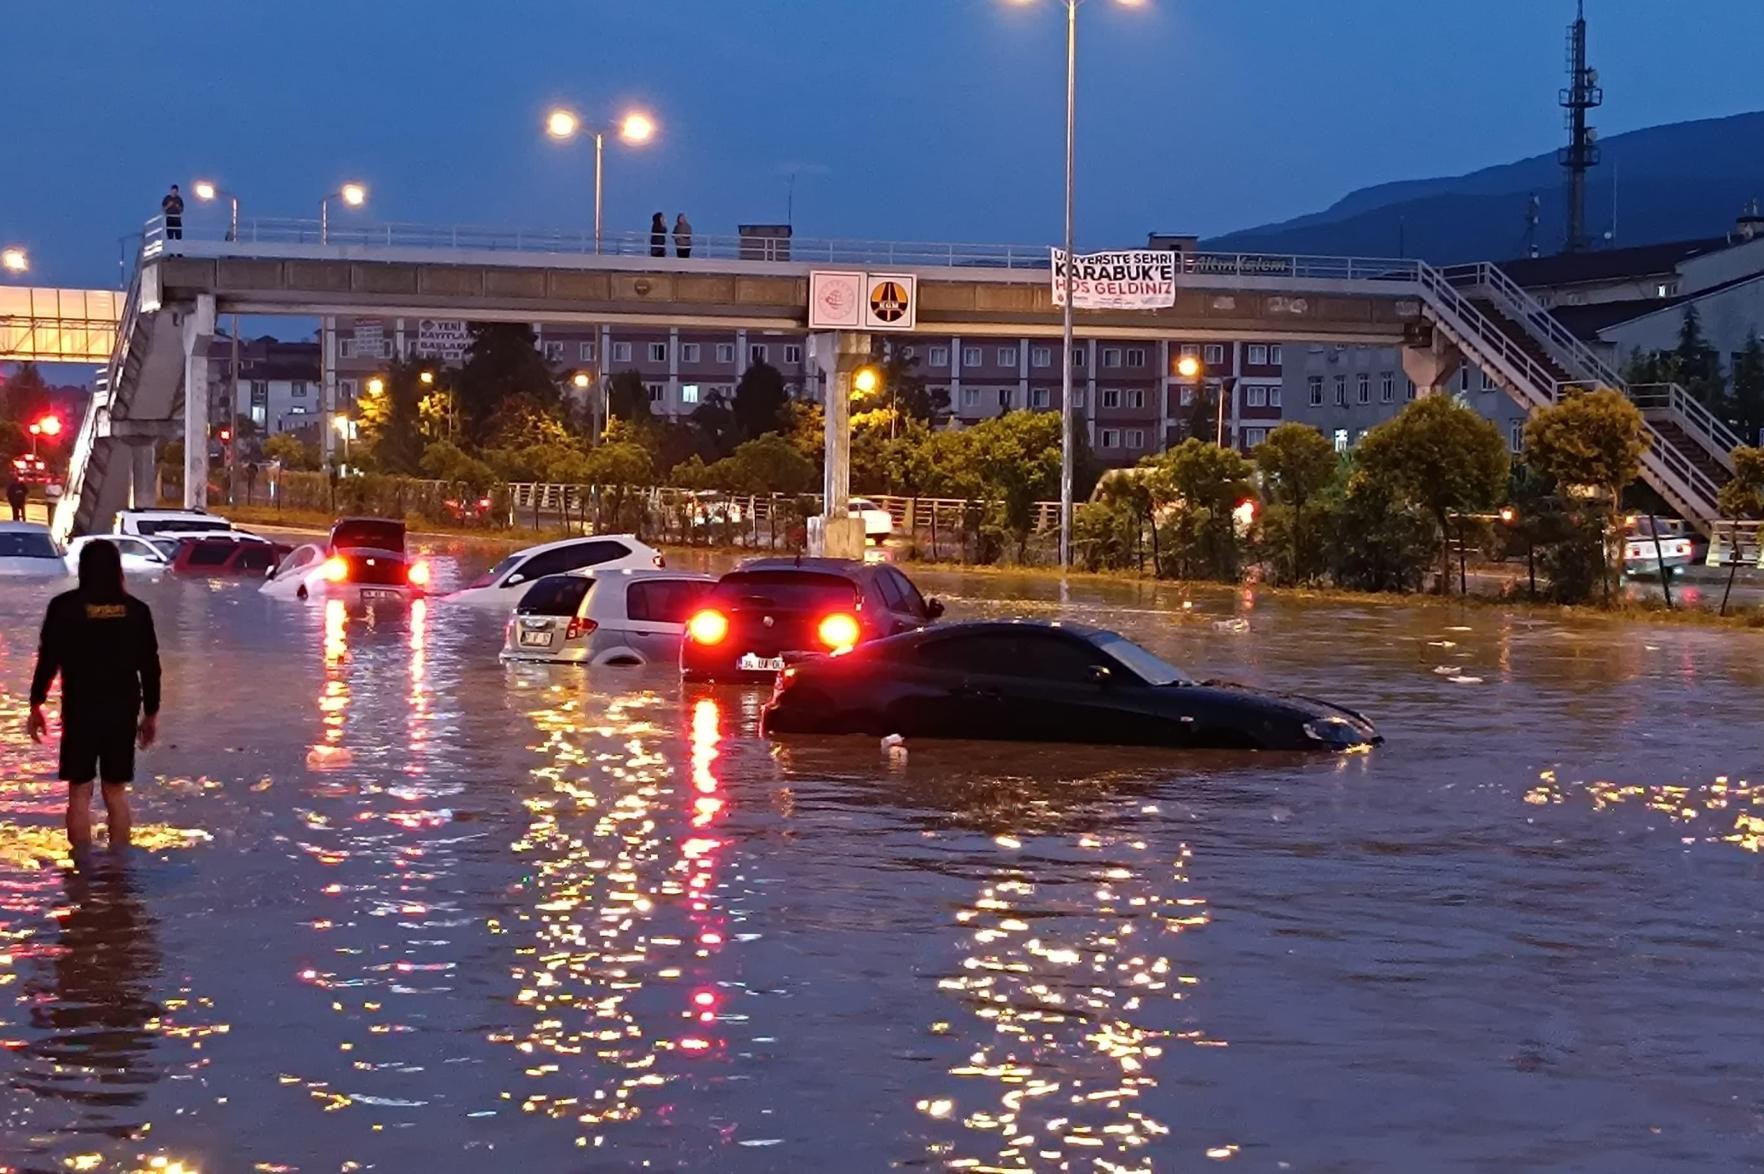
[56,251,145,540]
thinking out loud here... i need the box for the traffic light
[218,427,232,443]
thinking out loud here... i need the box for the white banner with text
[1050,249,1177,310]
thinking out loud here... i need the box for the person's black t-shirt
[30,591,161,721]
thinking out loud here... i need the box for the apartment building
[205,334,323,436]
[1280,343,1529,455]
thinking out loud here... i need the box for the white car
[0,522,70,579]
[262,518,428,606]
[1623,517,1696,577]
[447,535,663,609]
[502,569,714,665]
[114,507,253,540]
[66,534,169,576]
[848,497,895,541]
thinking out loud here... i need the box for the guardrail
[55,254,143,540]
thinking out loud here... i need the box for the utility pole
[1558,0,1602,254]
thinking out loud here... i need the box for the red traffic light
[218,428,233,442]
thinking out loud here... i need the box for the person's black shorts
[60,718,137,785]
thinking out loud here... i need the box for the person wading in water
[28,540,161,851]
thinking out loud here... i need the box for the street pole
[320,197,329,245]
[594,131,605,255]
[1058,0,1077,570]
[230,314,241,505]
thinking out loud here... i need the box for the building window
[1125,389,1145,409]
[963,346,983,368]
[1246,427,1268,447]
[716,343,735,364]
[1032,346,1051,368]
[1179,386,1195,407]
[1334,375,1347,407]
[1269,386,1282,408]
[648,342,668,363]
[998,388,1012,408]
[288,380,307,399]
[1073,389,1086,408]
[1126,428,1145,448]
[1269,344,1283,364]
[1100,428,1120,449]
[647,383,665,403]
[999,346,1019,368]
[1101,388,1121,408]
[1031,387,1050,408]
[1102,347,1122,369]
[1380,373,1395,402]
[1308,375,1324,406]
[1246,385,1268,407]
[1356,373,1371,404]
[1126,347,1146,367]
[1180,343,1200,359]
[1480,370,1495,392]
[962,387,980,407]
[929,346,950,368]
[1247,344,1269,365]
[681,384,700,405]
[579,341,597,363]
[1405,377,1418,401]
[1511,423,1524,452]
[749,344,768,365]
[612,342,633,363]
[1203,344,1224,364]
[544,341,566,362]
[681,342,701,363]
[784,344,802,365]
[1072,348,1087,368]
[1334,427,1350,453]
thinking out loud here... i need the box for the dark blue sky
[6,0,1763,289]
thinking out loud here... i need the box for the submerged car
[502,568,714,665]
[0,522,68,578]
[262,517,428,604]
[681,557,943,683]
[169,534,288,577]
[447,534,663,609]
[762,620,1380,752]
[66,534,169,576]
[114,506,253,541]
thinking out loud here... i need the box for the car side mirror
[505,574,525,587]
[1088,664,1113,687]
[926,598,945,619]
[265,566,276,580]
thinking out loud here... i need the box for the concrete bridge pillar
[182,294,216,509]
[129,441,158,508]
[809,330,871,560]
[1401,331,1465,398]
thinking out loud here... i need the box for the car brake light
[686,609,729,645]
[407,560,431,587]
[817,612,861,652]
[477,497,492,509]
[322,556,349,583]
[565,616,599,641]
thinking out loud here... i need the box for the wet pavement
[2,545,1763,1171]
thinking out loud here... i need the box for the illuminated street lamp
[193,179,240,240]
[1,247,27,275]
[1174,353,1230,447]
[28,414,61,457]
[419,370,435,386]
[1175,354,1201,379]
[571,371,593,390]
[545,106,660,254]
[852,366,880,397]
[321,182,368,244]
[1008,0,1143,569]
[366,376,386,397]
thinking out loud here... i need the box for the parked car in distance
[115,507,253,540]
[847,497,895,541]
[262,518,429,605]
[0,522,69,578]
[502,568,715,665]
[446,534,663,609]
[1623,515,1697,576]
[763,620,1381,751]
[688,491,744,528]
[66,534,169,576]
[168,534,289,577]
[681,557,943,683]
[443,494,497,527]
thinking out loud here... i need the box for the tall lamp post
[321,182,368,244]
[192,180,239,240]
[545,107,658,254]
[1010,0,1141,570]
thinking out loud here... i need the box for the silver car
[502,568,714,666]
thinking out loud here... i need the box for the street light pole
[594,130,605,254]
[1059,0,1078,570]
[547,108,656,257]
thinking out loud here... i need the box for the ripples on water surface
[0,551,1762,1171]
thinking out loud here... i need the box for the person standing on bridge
[6,474,27,522]
[673,213,693,259]
[650,213,667,258]
[161,185,184,241]
[28,540,161,853]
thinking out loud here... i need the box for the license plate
[738,653,785,672]
[520,630,554,647]
[361,589,400,602]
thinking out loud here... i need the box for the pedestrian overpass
[54,215,1742,540]
[0,286,122,364]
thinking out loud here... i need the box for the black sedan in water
[761,620,1380,751]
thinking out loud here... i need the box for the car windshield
[1095,635,1193,686]
[468,554,522,590]
[712,571,858,612]
[132,517,231,535]
[0,531,59,559]
[516,575,593,616]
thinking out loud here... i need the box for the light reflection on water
[0,563,1759,1169]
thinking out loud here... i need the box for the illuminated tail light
[686,609,729,645]
[653,554,666,567]
[407,560,431,587]
[817,612,861,652]
[565,616,599,641]
[322,556,349,583]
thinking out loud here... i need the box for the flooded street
[2,546,1764,1171]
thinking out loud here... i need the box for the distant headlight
[1304,717,1372,747]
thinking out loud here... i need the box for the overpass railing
[141,214,1423,282]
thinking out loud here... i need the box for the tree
[606,370,653,427]
[418,439,495,490]
[583,440,656,531]
[1522,388,1648,602]
[1356,395,1509,593]
[1145,439,1257,581]
[1730,330,1764,446]
[706,433,817,496]
[871,350,948,424]
[1254,423,1339,585]
[454,323,560,445]
[965,411,1061,561]
[731,361,789,442]
[0,362,52,429]
[355,358,428,474]
[263,433,318,470]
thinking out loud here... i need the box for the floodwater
[2,545,1764,1173]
